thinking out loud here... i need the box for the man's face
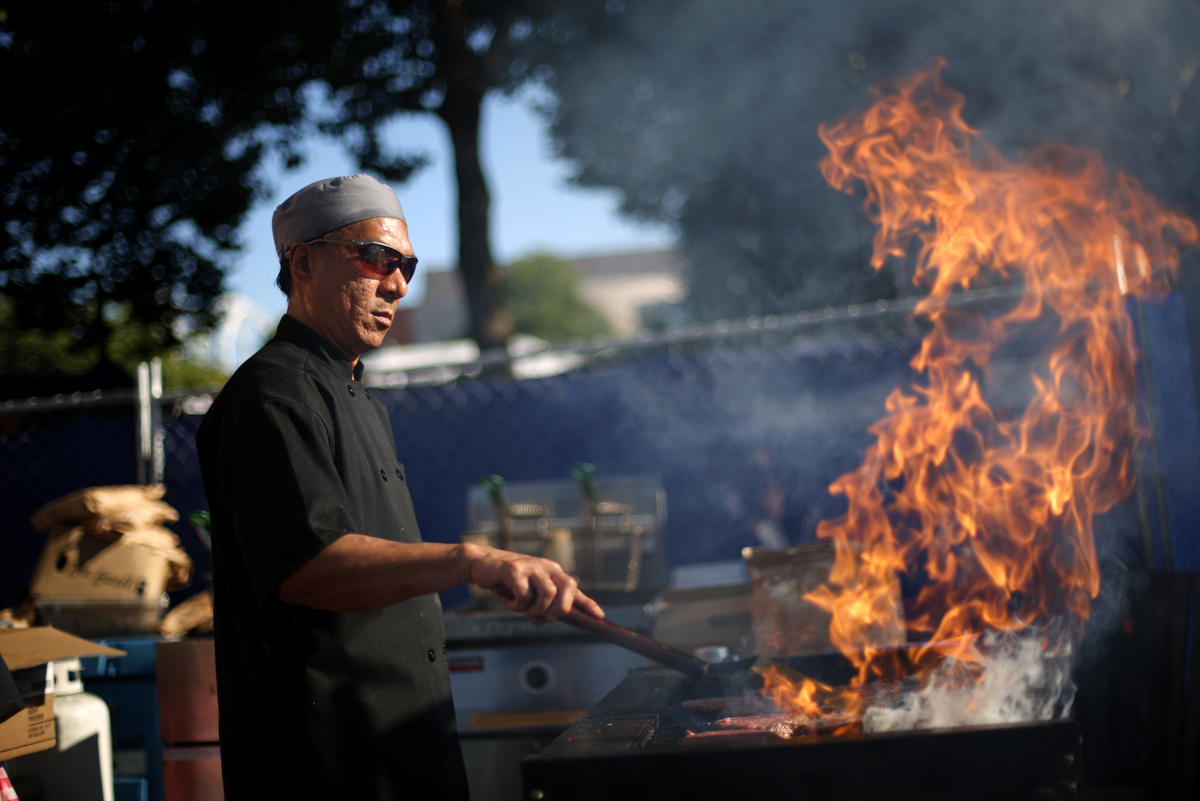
[296,216,413,361]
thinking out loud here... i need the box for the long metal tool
[493,583,707,676]
[491,585,845,708]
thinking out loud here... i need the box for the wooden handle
[492,584,708,677]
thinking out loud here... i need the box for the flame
[763,58,1197,713]
[759,664,831,717]
[759,663,864,719]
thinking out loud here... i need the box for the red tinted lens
[352,243,415,281]
[354,264,389,279]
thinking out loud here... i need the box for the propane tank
[8,658,113,801]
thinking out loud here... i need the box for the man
[196,174,602,800]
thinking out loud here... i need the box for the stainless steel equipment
[445,605,654,801]
[445,606,654,735]
[463,472,666,607]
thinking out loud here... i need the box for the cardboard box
[0,627,125,760]
[1,694,56,760]
[652,583,753,654]
[29,525,187,600]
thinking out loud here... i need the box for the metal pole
[136,359,165,485]
[150,357,164,484]
[136,361,150,485]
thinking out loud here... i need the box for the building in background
[386,249,687,347]
[571,250,687,336]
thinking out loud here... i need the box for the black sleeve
[0,654,22,725]
[219,398,361,607]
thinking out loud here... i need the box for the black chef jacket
[196,315,468,801]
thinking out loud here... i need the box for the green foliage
[157,354,228,391]
[0,298,226,390]
[504,254,613,343]
[0,299,97,376]
[106,309,228,389]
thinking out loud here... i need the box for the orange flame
[759,664,864,719]
[766,58,1197,705]
[759,664,831,717]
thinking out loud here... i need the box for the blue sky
[227,88,676,319]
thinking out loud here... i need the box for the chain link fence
[2,291,1199,610]
[1,400,139,606]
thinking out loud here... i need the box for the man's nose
[379,271,408,301]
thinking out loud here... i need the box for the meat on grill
[714,714,809,737]
[679,728,786,745]
[676,676,914,744]
[679,687,877,744]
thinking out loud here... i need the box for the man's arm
[276,536,604,623]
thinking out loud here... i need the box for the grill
[522,664,1082,801]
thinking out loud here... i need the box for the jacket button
[428,648,436,662]
[365,388,372,399]
[395,468,403,481]
[347,385,355,397]
[380,469,388,482]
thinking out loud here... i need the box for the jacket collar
[273,315,365,381]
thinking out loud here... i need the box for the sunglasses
[306,237,419,282]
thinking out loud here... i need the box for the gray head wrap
[272,174,406,258]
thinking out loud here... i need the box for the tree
[2,0,584,370]
[504,253,612,342]
[0,298,226,394]
[317,0,548,351]
[524,0,1200,321]
[0,1,344,363]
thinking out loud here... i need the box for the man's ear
[287,241,314,285]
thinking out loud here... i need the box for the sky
[227,88,677,319]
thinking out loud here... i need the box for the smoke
[535,0,1200,318]
[863,629,1073,733]
[595,327,920,561]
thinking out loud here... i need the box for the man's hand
[463,543,605,625]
